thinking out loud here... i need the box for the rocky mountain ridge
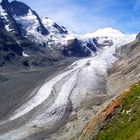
[0,0,100,67]
[0,0,136,67]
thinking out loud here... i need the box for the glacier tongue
[0,34,136,140]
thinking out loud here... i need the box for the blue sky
[12,0,140,34]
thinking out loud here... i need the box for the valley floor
[0,44,118,140]
[0,57,78,120]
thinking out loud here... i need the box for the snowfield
[0,30,136,140]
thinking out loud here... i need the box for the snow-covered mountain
[0,0,102,66]
[0,1,139,140]
[81,27,137,53]
[11,0,100,57]
[84,27,125,38]
[42,17,75,41]
[0,0,137,67]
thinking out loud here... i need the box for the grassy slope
[98,82,140,140]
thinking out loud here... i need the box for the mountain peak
[10,0,31,16]
[94,27,125,36]
[84,27,125,38]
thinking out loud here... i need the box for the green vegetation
[98,82,140,140]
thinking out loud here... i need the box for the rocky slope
[97,82,140,140]
[79,34,140,140]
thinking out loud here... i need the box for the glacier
[0,31,136,140]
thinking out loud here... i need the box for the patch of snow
[22,51,30,57]
[5,24,12,32]
[0,5,9,21]
[0,5,7,16]
[16,40,20,45]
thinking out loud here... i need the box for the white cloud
[33,0,117,34]
[18,0,139,34]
